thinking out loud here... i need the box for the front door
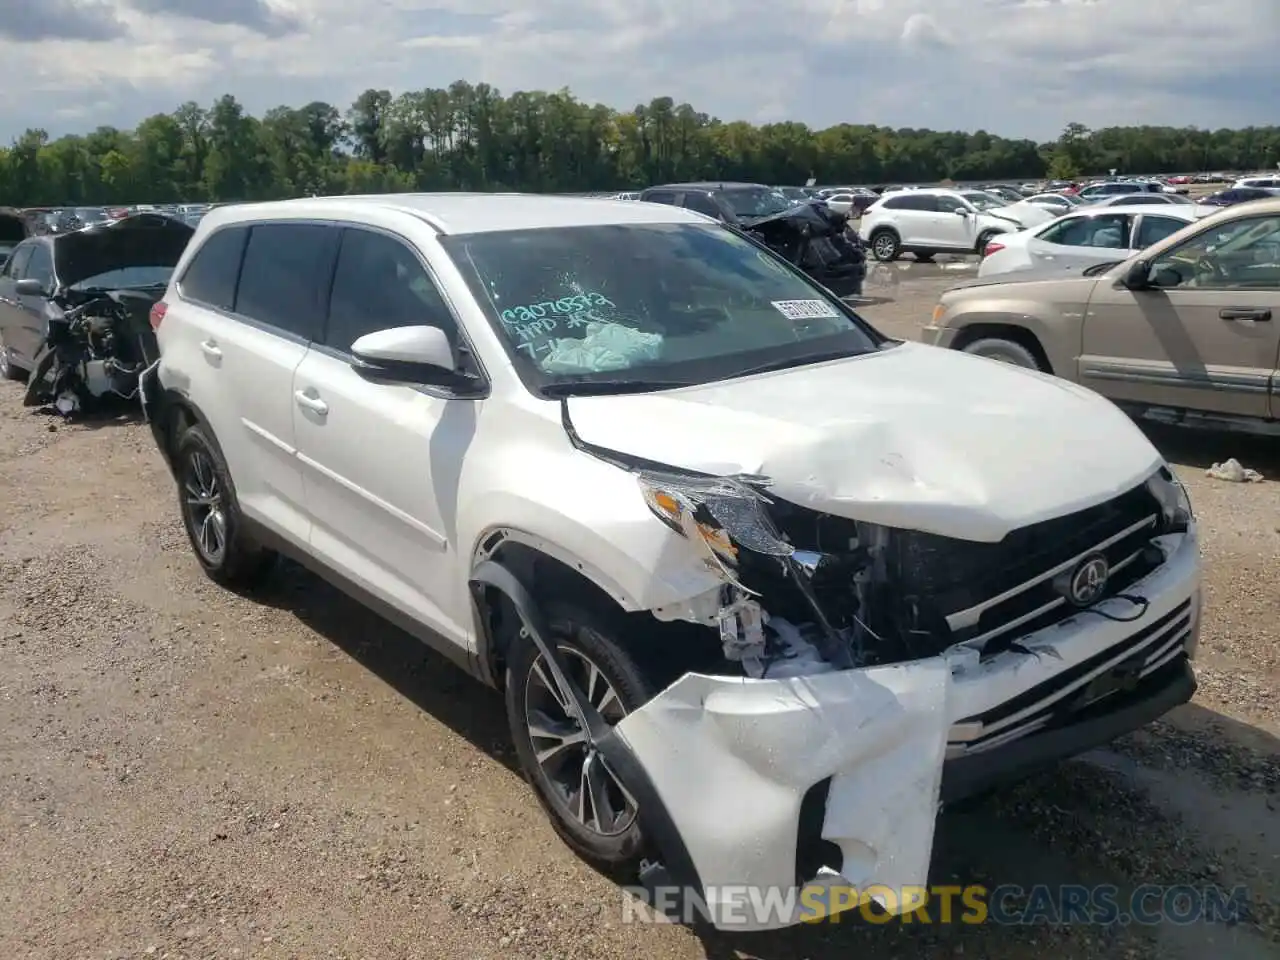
[292,226,474,645]
[1080,213,1280,418]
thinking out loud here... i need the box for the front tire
[869,229,901,262]
[175,424,277,589]
[0,331,23,381]
[505,601,652,873]
[962,336,1043,370]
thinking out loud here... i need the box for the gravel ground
[1,272,1276,959]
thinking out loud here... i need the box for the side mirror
[953,208,969,216]
[1120,259,1151,290]
[15,277,46,297]
[350,325,459,387]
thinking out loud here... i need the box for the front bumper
[615,525,1201,931]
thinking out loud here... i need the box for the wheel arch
[468,528,661,689]
[950,321,1054,373]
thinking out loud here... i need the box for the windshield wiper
[725,347,867,381]
[1082,260,1123,277]
[540,378,693,397]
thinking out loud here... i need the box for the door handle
[200,339,223,358]
[1219,308,1271,322]
[294,389,328,415]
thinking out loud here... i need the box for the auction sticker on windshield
[771,299,841,320]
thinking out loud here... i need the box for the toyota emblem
[1061,553,1110,607]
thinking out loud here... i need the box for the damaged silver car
[139,194,1201,931]
[0,213,193,414]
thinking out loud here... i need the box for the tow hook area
[468,560,704,901]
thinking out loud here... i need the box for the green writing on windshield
[500,292,615,326]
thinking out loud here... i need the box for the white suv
[857,188,1038,262]
[140,194,1201,930]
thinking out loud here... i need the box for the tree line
[1,82,1278,206]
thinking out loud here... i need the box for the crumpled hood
[565,341,1162,542]
[987,202,1054,228]
[53,213,193,289]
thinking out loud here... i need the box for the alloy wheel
[873,234,896,260]
[524,645,637,837]
[182,450,227,564]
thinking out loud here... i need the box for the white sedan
[977,205,1198,279]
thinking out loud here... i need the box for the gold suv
[924,197,1280,433]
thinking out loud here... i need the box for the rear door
[1081,213,1280,418]
[169,221,338,544]
[0,243,33,362]
[1027,213,1132,272]
[291,226,475,643]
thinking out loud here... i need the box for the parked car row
[928,194,1280,438]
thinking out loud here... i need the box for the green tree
[1,84,1276,206]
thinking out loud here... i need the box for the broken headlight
[637,471,794,570]
[1146,465,1193,533]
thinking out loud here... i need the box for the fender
[468,558,703,902]
[139,363,222,479]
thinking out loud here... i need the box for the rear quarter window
[179,226,248,311]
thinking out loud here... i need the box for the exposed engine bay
[22,212,192,418]
[561,401,1189,680]
[24,288,160,416]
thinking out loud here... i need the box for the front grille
[898,481,1164,654]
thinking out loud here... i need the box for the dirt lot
[1,268,1277,960]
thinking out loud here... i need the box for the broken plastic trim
[467,558,704,897]
[561,399,854,670]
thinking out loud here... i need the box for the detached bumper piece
[614,658,954,931]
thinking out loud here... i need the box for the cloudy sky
[2,0,1276,143]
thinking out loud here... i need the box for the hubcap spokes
[184,451,226,561]
[525,647,636,836]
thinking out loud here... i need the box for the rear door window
[234,223,340,341]
[1135,215,1188,248]
[179,226,248,311]
[643,191,678,205]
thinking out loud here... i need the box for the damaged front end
[477,398,1197,931]
[24,214,192,416]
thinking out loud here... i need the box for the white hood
[988,201,1054,228]
[565,342,1163,542]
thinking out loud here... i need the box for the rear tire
[175,424,277,589]
[961,337,1043,370]
[869,229,900,262]
[505,601,652,874]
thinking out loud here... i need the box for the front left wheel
[0,331,23,381]
[175,424,277,589]
[505,601,653,873]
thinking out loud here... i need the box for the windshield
[68,265,175,291]
[962,191,1006,211]
[440,222,881,394]
[720,187,795,218]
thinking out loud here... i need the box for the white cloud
[1,0,1276,142]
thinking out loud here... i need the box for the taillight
[149,301,167,331]
[984,241,1005,257]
